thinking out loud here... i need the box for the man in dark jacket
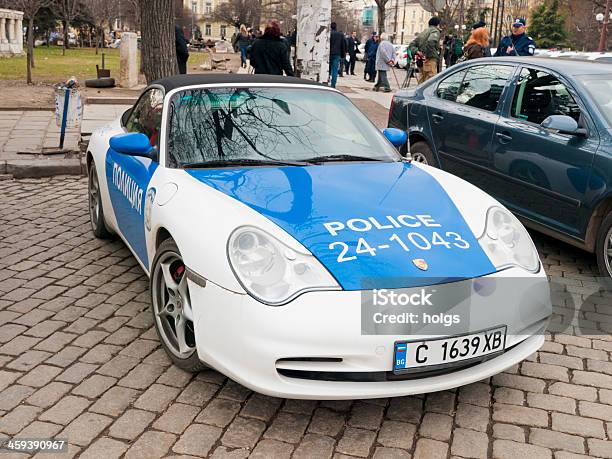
[175,25,189,74]
[495,18,535,57]
[345,31,360,75]
[250,20,294,76]
[329,22,347,88]
[364,32,378,82]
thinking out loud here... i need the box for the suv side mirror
[383,128,408,147]
[110,133,157,160]
[541,115,587,137]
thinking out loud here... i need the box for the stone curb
[0,158,84,179]
[85,97,138,105]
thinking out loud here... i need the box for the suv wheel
[410,141,438,167]
[596,213,612,277]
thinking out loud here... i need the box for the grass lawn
[0,45,121,84]
[0,45,219,84]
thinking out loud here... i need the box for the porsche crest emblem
[412,259,428,271]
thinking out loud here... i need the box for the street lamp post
[597,0,611,52]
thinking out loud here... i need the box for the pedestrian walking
[345,31,360,75]
[494,18,535,57]
[461,27,490,61]
[236,25,252,68]
[328,22,347,88]
[409,17,441,84]
[364,32,379,82]
[373,33,395,93]
[175,25,189,75]
[249,20,294,76]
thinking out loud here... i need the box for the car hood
[187,162,496,290]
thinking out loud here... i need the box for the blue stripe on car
[105,149,158,267]
[188,162,497,290]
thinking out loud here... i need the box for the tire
[88,161,113,239]
[409,141,438,167]
[85,77,116,88]
[150,239,208,372]
[595,212,612,278]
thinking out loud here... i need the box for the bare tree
[83,0,119,53]
[140,0,177,82]
[15,0,52,84]
[53,0,81,55]
[214,0,263,29]
[375,0,390,33]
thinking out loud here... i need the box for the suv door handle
[431,113,444,123]
[496,132,513,143]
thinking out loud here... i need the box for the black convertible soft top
[151,74,324,92]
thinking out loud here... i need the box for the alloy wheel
[152,251,197,359]
[604,228,612,277]
[411,152,429,164]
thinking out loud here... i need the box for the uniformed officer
[494,18,536,57]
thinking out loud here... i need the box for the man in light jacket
[374,33,395,92]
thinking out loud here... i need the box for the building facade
[0,8,24,57]
[385,0,432,44]
[183,0,231,41]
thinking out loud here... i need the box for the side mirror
[121,108,132,127]
[541,115,586,137]
[383,128,408,147]
[110,133,156,160]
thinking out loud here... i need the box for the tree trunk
[27,17,34,84]
[95,26,99,54]
[377,4,385,33]
[63,20,68,55]
[140,0,178,82]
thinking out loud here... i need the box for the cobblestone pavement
[1,176,612,459]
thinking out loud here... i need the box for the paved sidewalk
[0,110,81,178]
[0,176,611,459]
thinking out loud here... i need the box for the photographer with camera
[409,17,442,84]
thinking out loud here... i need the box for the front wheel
[410,141,438,167]
[150,239,208,372]
[596,213,612,278]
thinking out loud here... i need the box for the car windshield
[167,87,400,167]
[578,74,612,127]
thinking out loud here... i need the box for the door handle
[496,132,512,143]
[431,113,444,123]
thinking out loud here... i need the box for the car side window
[126,88,165,148]
[455,65,513,112]
[510,68,581,125]
[435,70,466,102]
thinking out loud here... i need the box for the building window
[412,10,416,19]
[205,24,212,36]
[220,25,227,38]
[205,1,212,14]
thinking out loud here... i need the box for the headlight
[228,226,340,305]
[478,207,539,273]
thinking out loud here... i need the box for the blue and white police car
[86,74,551,399]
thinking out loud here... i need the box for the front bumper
[189,267,551,399]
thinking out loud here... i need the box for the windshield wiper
[182,158,310,169]
[302,154,390,164]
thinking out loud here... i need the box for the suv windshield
[578,74,612,127]
[167,87,400,167]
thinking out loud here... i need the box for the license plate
[393,326,507,373]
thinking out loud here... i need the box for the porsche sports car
[86,74,551,399]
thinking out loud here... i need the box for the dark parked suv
[388,57,612,276]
